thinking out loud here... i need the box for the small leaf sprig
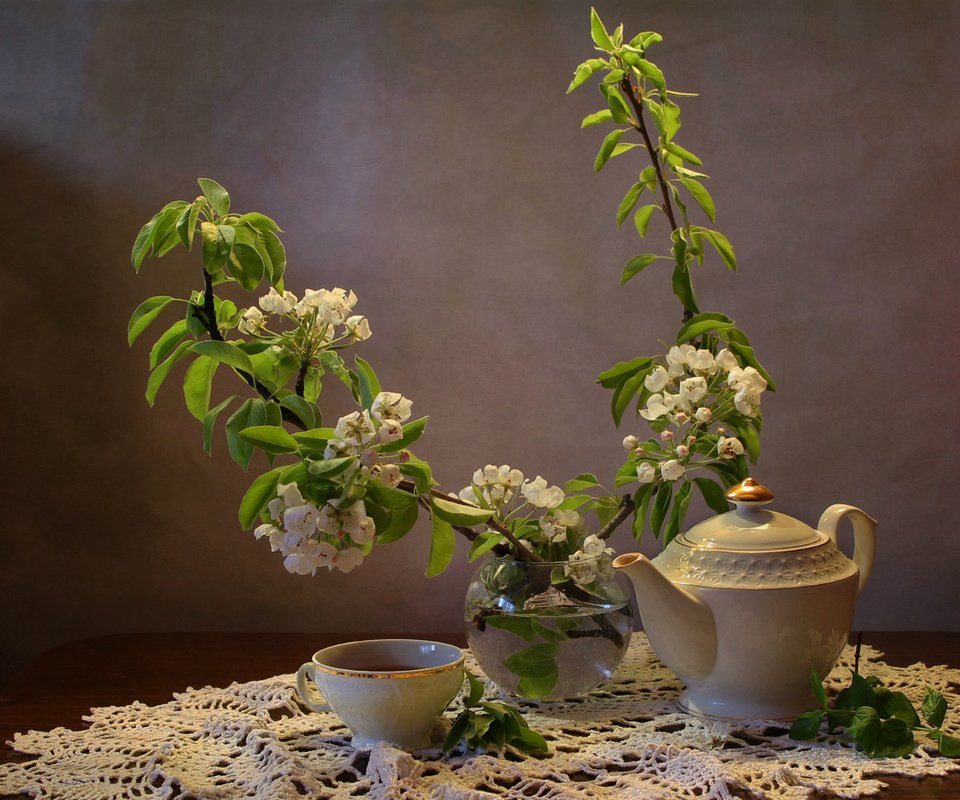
[443,671,548,754]
[790,670,960,758]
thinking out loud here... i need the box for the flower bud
[622,435,639,451]
[675,412,688,424]
[397,449,412,463]
[676,445,689,458]
[660,430,674,442]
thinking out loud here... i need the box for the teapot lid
[678,478,825,552]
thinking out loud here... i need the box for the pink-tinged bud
[634,446,645,457]
[675,412,688,424]
[676,445,689,458]
[660,430,674,442]
[398,449,412,463]
[687,436,697,445]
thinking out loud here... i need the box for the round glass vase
[464,553,634,700]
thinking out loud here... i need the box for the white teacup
[296,638,465,749]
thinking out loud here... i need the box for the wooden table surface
[1,631,959,798]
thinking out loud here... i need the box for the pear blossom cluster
[563,534,616,586]
[253,390,414,575]
[459,465,587,558]
[623,344,767,486]
[238,286,372,345]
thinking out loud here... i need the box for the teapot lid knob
[725,477,775,504]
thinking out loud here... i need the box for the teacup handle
[296,663,331,713]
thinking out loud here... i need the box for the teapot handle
[818,505,878,594]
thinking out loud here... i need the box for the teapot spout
[613,553,717,679]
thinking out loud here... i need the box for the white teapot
[613,478,877,720]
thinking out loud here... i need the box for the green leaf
[632,482,655,540]
[366,484,420,544]
[693,477,731,515]
[278,394,318,429]
[238,467,283,529]
[202,394,237,455]
[611,366,651,427]
[379,416,429,453]
[192,340,255,374]
[873,717,916,757]
[197,177,230,217]
[237,211,282,232]
[616,182,644,227]
[486,615,538,642]
[620,253,662,284]
[131,218,156,271]
[227,242,265,291]
[238,424,299,455]
[468,531,504,561]
[504,643,558,699]
[661,99,681,141]
[597,356,652,388]
[676,318,736,344]
[633,204,658,237]
[735,421,761,463]
[176,200,202,250]
[594,128,627,172]
[650,482,673,539]
[201,223,231,274]
[634,59,665,92]
[354,356,381,410]
[931,731,960,758]
[698,228,737,270]
[848,706,882,755]
[399,456,434,493]
[128,296,175,346]
[564,474,599,493]
[581,109,613,127]
[606,91,633,125]
[431,496,492,526]
[183,355,218,421]
[663,141,703,166]
[567,58,605,94]
[291,427,336,453]
[306,456,354,477]
[922,688,948,728]
[145,340,194,406]
[810,669,828,708]
[425,513,455,577]
[875,689,921,727]
[789,709,825,740]
[679,178,716,223]
[835,673,876,711]
[148,319,189,369]
[466,671,485,707]
[671,261,699,313]
[664,480,692,544]
[259,229,287,286]
[226,399,265,469]
[589,7,614,51]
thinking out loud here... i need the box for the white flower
[734,386,762,417]
[676,444,689,458]
[717,436,745,459]
[686,349,716,373]
[581,534,607,558]
[644,366,670,393]
[278,482,305,506]
[458,485,480,504]
[622,435,639,450]
[353,516,376,545]
[334,410,376,446]
[317,499,370,543]
[539,509,580,543]
[521,476,565,509]
[324,438,355,460]
[259,287,296,315]
[331,547,364,573]
[378,464,403,488]
[370,392,413,424]
[640,393,671,421]
[695,407,713,423]
[283,540,337,576]
[378,418,404,443]
[661,460,685,481]
[345,315,372,341]
[238,306,265,334]
[679,376,708,405]
[728,366,767,393]
[564,536,614,586]
[666,344,695,377]
[283,503,321,538]
[294,287,358,325]
[255,523,281,541]
[637,462,656,483]
[715,348,738,372]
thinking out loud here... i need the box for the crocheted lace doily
[2,635,959,799]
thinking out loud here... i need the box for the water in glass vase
[464,556,634,700]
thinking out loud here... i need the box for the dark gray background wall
[2,0,958,687]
